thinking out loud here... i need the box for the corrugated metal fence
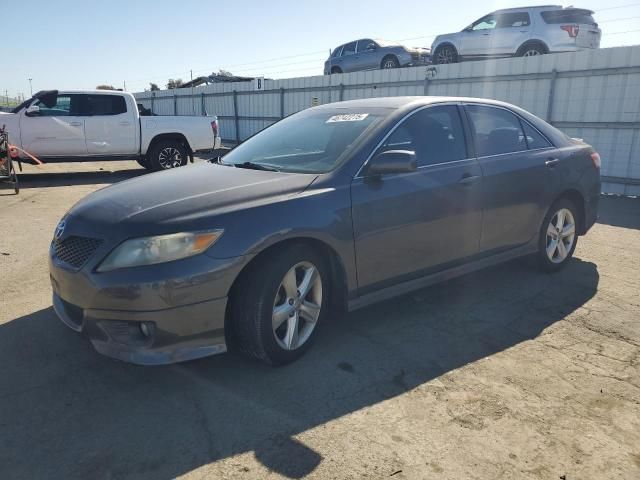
[135,45,640,196]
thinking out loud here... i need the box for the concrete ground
[0,161,639,480]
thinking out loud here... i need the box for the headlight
[97,230,223,272]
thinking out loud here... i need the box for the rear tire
[330,66,342,74]
[229,244,330,366]
[148,140,189,171]
[381,55,400,69]
[537,199,579,272]
[517,43,546,57]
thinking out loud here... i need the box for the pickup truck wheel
[149,140,188,171]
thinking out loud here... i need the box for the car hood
[66,162,318,237]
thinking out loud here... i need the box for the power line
[596,2,640,11]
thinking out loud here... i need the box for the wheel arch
[516,39,549,55]
[146,133,193,156]
[225,237,349,337]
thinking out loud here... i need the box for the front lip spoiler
[91,340,227,366]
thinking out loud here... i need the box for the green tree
[166,78,184,89]
[149,83,160,91]
[96,84,116,90]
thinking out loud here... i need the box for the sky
[2,0,639,99]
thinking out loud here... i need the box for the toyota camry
[49,96,600,365]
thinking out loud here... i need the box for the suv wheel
[434,45,458,64]
[518,44,546,57]
[538,199,579,271]
[148,140,188,171]
[381,56,400,69]
[230,244,329,365]
[330,66,342,74]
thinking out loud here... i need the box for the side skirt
[347,239,538,311]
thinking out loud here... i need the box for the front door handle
[545,158,560,168]
[459,174,480,185]
[68,121,82,127]
[118,121,131,126]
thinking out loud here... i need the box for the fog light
[140,322,151,337]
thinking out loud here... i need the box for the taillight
[210,119,218,138]
[561,24,579,38]
[590,152,601,169]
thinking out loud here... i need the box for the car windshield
[221,109,385,173]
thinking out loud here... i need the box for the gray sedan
[324,39,430,74]
[49,96,600,366]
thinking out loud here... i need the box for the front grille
[54,236,103,269]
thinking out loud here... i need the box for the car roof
[490,5,580,14]
[58,90,127,95]
[313,96,519,110]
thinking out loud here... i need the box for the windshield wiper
[233,161,279,172]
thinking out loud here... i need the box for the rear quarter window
[541,9,597,25]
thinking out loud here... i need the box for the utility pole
[4,90,8,106]
[123,80,127,92]
[28,78,33,97]
[190,69,195,114]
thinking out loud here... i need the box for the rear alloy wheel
[538,200,578,271]
[148,140,188,171]
[519,44,546,57]
[434,45,458,64]
[230,245,329,365]
[381,56,400,69]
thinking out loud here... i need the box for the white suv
[431,5,602,64]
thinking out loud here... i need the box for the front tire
[148,140,188,171]
[537,199,579,272]
[230,244,329,365]
[433,45,458,64]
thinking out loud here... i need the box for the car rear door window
[342,41,357,56]
[380,105,467,166]
[496,12,530,28]
[85,95,127,116]
[357,39,376,52]
[466,105,527,156]
[521,121,552,149]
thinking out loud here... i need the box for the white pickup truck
[2,90,221,171]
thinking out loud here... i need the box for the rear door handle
[545,158,560,168]
[459,174,480,185]
[119,121,131,126]
[68,121,82,127]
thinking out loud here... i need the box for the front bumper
[49,248,248,365]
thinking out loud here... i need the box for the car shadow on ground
[0,257,598,479]
[597,195,640,230]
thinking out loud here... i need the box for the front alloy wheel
[272,262,322,351]
[230,244,329,365]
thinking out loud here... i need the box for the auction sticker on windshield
[326,114,369,123]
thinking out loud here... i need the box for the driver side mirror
[25,105,40,117]
[366,150,417,176]
[366,43,377,51]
